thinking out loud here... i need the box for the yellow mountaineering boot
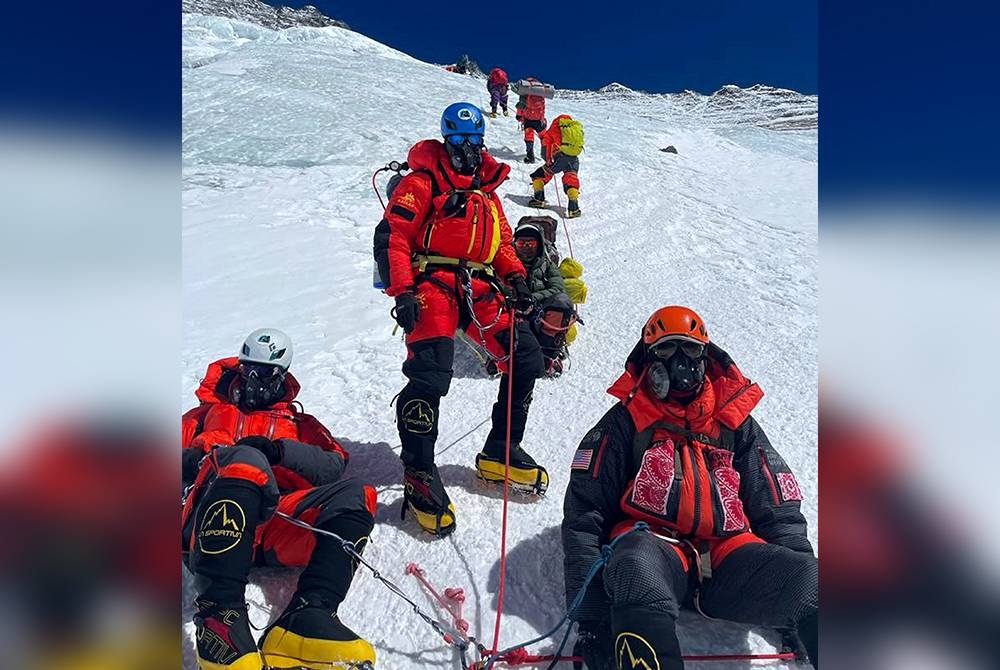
[475,442,549,495]
[193,600,264,670]
[260,595,375,670]
[402,465,457,536]
[528,180,547,207]
[566,188,582,218]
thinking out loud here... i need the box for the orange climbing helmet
[642,305,710,348]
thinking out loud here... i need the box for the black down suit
[561,343,818,669]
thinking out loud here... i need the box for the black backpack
[372,161,410,288]
[515,215,560,264]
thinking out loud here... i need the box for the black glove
[235,435,283,465]
[573,625,614,670]
[508,274,535,315]
[392,291,421,333]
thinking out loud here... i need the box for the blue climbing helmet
[440,102,485,142]
[440,102,485,175]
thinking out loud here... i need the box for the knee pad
[605,538,684,614]
[531,178,546,192]
[511,326,545,379]
[317,506,375,542]
[211,445,279,512]
[783,554,819,623]
[220,443,272,473]
[563,172,581,191]
[529,165,548,180]
[401,337,454,396]
[308,480,377,527]
[565,186,580,200]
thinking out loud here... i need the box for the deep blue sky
[3,2,997,202]
[276,2,817,94]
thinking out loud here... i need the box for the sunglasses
[650,340,705,360]
[514,238,539,249]
[446,134,484,146]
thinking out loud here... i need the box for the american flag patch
[571,449,594,471]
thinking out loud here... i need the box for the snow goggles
[238,362,285,381]
[650,339,706,360]
[446,133,484,146]
[514,238,539,250]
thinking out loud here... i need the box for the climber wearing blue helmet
[440,102,486,175]
[379,101,549,537]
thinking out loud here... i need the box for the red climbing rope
[552,185,575,260]
[488,312,518,657]
[486,648,797,666]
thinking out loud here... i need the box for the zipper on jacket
[591,434,609,479]
[758,446,781,504]
[422,218,435,250]
[476,199,490,259]
[234,413,246,442]
[686,421,702,537]
[467,200,479,255]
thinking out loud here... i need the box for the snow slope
[183,13,817,669]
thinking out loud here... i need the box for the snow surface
[182,13,817,669]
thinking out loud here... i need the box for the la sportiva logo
[616,632,660,670]
[401,399,434,434]
[198,500,246,555]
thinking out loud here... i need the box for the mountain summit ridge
[182,0,349,30]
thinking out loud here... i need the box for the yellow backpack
[558,116,585,156]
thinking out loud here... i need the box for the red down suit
[383,139,543,472]
[181,358,376,608]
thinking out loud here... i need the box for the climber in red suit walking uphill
[383,102,549,536]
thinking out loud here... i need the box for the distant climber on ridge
[487,67,509,118]
[515,76,551,163]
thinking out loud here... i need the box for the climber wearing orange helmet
[562,306,818,670]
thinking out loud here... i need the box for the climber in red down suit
[383,102,549,537]
[182,328,377,670]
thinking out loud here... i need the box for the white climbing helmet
[238,328,293,371]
